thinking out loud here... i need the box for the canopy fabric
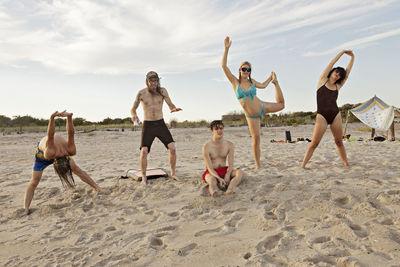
[350,96,395,130]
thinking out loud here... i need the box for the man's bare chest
[142,94,163,107]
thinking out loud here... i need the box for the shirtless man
[24,111,100,215]
[131,71,182,184]
[202,120,244,197]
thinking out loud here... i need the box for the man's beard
[148,87,158,95]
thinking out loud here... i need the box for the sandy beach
[1,124,400,266]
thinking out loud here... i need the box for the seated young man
[24,111,100,215]
[202,120,244,197]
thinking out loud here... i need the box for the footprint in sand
[335,237,359,250]
[223,213,244,233]
[340,217,369,238]
[89,232,104,242]
[146,225,179,244]
[262,203,286,222]
[389,229,400,245]
[120,232,146,248]
[334,196,350,207]
[156,225,178,233]
[104,226,117,232]
[304,255,336,266]
[243,252,252,259]
[194,227,221,237]
[167,211,180,217]
[310,236,331,244]
[256,232,284,253]
[263,210,277,220]
[148,236,165,250]
[177,243,197,256]
[380,218,394,225]
[348,222,368,238]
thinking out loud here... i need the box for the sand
[1,124,400,266]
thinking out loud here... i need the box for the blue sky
[1,0,400,123]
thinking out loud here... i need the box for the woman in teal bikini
[222,36,285,168]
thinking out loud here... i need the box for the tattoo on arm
[133,93,141,108]
[159,88,166,99]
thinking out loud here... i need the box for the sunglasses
[241,67,251,72]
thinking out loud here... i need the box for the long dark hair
[328,67,346,84]
[53,156,75,188]
[238,61,252,84]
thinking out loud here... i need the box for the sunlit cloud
[0,0,398,74]
[304,28,400,56]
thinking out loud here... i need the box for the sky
[1,0,400,123]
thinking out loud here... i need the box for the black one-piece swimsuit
[316,83,339,125]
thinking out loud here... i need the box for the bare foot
[59,110,73,117]
[141,177,147,185]
[171,174,180,181]
[23,209,31,216]
[211,191,218,197]
[225,190,234,195]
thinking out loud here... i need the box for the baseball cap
[146,71,159,80]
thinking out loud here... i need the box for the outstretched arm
[45,110,71,158]
[46,111,58,147]
[252,72,274,89]
[161,88,182,113]
[44,110,65,156]
[338,50,355,88]
[222,36,238,86]
[61,111,76,155]
[131,91,142,123]
[320,50,346,81]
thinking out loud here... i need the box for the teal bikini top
[236,83,256,102]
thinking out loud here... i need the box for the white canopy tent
[350,96,398,140]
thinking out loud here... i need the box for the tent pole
[390,122,395,141]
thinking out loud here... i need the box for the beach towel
[350,96,395,131]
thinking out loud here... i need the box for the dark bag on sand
[285,130,292,142]
[373,136,386,142]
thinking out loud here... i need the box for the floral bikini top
[236,83,256,102]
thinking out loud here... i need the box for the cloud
[304,28,400,56]
[0,0,398,74]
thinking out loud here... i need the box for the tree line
[0,103,360,129]
[0,115,132,127]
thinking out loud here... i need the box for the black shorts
[140,119,174,152]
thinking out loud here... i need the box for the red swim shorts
[202,166,228,182]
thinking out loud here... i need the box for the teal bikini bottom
[245,102,265,118]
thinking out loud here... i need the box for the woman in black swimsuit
[302,50,354,168]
